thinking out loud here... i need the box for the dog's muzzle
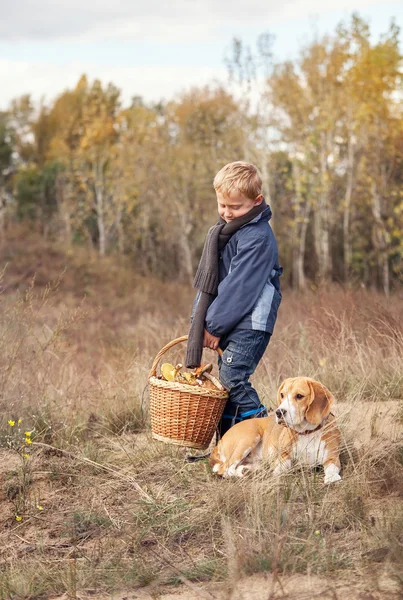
[276,408,287,423]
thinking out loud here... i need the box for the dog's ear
[277,380,287,406]
[306,380,334,426]
[277,378,294,406]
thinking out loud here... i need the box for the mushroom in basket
[160,363,224,391]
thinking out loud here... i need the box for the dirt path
[52,571,401,599]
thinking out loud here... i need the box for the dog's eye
[280,393,284,399]
[296,394,304,400]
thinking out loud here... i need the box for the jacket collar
[240,204,272,227]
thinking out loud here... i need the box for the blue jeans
[218,329,271,435]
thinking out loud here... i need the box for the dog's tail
[185,429,222,463]
[185,451,211,463]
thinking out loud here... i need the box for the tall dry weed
[257,287,403,407]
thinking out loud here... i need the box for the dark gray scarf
[185,199,267,368]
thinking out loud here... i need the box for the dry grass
[0,232,402,599]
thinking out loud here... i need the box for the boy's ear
[254,194,263,205]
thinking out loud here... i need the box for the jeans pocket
[219,330,270,390]
[229,330,268,362]
[219,349,246,389]
[219,345,257,390]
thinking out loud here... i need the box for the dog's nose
[276,408,286,419]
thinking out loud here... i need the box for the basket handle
[149,335,223,378]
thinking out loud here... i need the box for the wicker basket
[149,335,228,449]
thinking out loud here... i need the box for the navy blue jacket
[195,205,282,338]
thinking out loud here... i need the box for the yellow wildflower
[24,431,31,437]
[315,530,321,535]
[319,358,327,367]
[8,420,15,427]
[18,419,22,424]
[36,505,43,511]
[23,454,30,460]
[25,438,32,445]
[15,515,22,522]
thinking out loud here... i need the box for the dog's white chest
[292,432,327,466]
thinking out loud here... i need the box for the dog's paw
[224,463,240,478]
[324,463,341,484]
[324,472,341,484]
[236,465,251,478]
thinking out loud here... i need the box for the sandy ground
[335,399,402,447]
[52,571,401,600]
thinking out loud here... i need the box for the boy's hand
[203,329,220,351]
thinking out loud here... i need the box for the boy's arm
[205,233,277,338]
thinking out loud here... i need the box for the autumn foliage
[0,15,402,292]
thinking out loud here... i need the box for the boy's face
[216,190,263,223]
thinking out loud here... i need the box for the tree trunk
[371,182,389,296]
[140,192,158,276]
[116,203,125,255]
[95,186,106,257]
[175,199,194,286]
[314,131,332,282]
[343,122,355,282]
[94,161,106,257]
[297,202,310,291]
[291,158,308,290]
[0,191,5,245]
[55,174,72,245]
[260,148,271,205]
[370,119,390,296]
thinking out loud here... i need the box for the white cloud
[0,0,400,109]
[0,58,227,109]
[0,0,397,42]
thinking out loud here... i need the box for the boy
[186,161,282,436]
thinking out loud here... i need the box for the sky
[1,0,402,110]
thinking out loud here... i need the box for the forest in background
[0,14,402,293]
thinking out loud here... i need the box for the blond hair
[213,161,262,200]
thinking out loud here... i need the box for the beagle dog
[209,377,341,484]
